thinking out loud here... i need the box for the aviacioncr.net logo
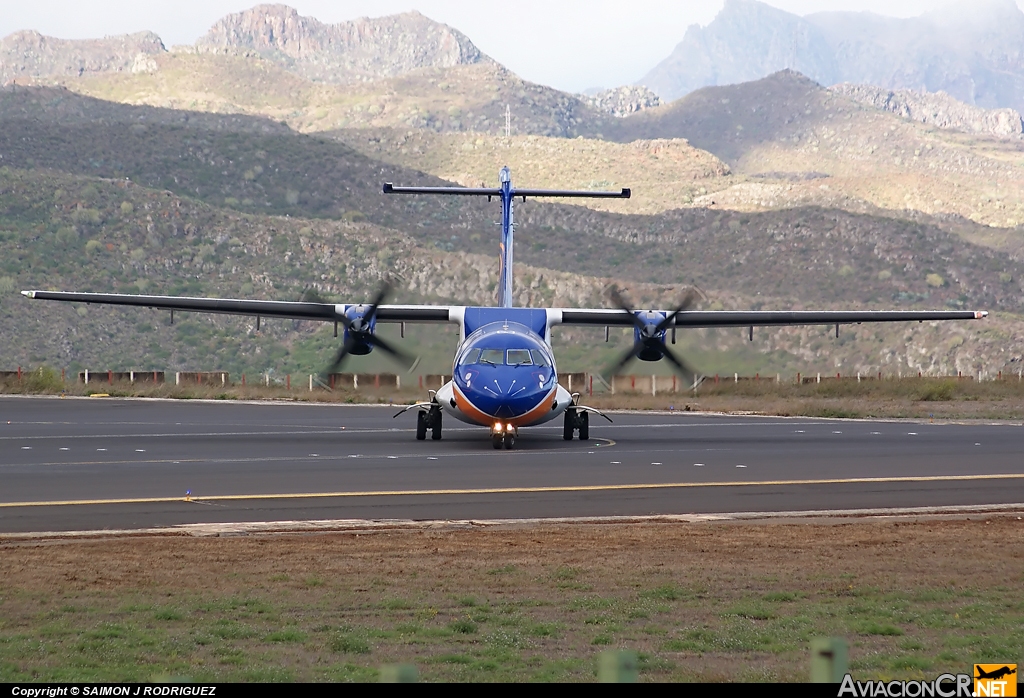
[838,674,974,697]
[974,664,1017,697]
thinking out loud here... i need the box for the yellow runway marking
[2,473,1022,508]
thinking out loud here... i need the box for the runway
[1,396,1023,533]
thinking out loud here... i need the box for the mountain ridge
[1,3,491,88]
[0,30,165,85]
[192,4,492,84]
[640,0,1024,112]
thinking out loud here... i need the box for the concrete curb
[3,503,1022,542]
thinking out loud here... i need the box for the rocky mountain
[830,84,1024,139]
[0,30,165,86]
[192,4,491,84]
[45,52,613,139]
[640,0,1024,113]
[584,85,661,118]
[598,70,1024,235]
[639,0,836,105]
[1,4,490,88]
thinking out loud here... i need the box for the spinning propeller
[603,287,703,388]
[322,281,418,379]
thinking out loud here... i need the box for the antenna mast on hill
[505,104,511,138]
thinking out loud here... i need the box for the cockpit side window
[459,348,481,366]
[530,349,551,367]
[507,349,533,366]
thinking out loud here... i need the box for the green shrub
[918,381,956,401]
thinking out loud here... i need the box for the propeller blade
[602,342,643,381]
[323,336,358,378]
[608,287,646,332]
[367,333,419,372]
[658,341,702,388]
[655,288,700,333]
[363,280,391,325]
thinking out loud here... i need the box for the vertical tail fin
[498,166,514,308]
[382,171,629,310]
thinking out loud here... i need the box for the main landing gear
[415,405,442,441]
[563,407,589,441]
[564,395,612,441]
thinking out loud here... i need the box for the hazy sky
[1,1,1019,92]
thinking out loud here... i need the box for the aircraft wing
[20,291,453,323]
[554,308,987,328]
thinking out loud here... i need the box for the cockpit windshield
[507,349,532,365]
[458,347,551,367]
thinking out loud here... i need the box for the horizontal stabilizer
[383,183,500,196]
[513,188,630,199]
[382,183,629,199]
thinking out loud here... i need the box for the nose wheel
[491,424,518,449]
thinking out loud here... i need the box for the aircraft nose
[465,373,552,419]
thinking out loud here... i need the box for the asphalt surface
[1,396,1023,532]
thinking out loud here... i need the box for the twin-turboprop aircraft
[24,167,987,449]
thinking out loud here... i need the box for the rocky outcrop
[0,30,165,85]
[584,85,660,117]
[831,84,1024,138]
[194,4,491,84]
[641,0,1024,113]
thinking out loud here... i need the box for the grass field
[0,516,1021,682]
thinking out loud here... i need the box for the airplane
[22,167,987,449]
[975,666,1016,681]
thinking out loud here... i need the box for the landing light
[492,422,503,433]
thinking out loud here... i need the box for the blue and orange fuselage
[435,317,573,428]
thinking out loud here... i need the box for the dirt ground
[1,515,1022,682]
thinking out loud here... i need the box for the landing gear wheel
[431,410,442,440]
[416,411,427,441]
[578,411,589,441]
[492,436,503,449]
[563,408,576,441]
[503,433,516,449]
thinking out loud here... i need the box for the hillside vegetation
[4,9,1024,380]
[603,71,1024,233]
[53,56,1024,243]
[1,155,1020,379]
[46,55,612,139]
[3,88,1021,316]
[328,128,730,215]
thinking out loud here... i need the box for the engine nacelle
[342,303,378,355]
[634,310,668,361]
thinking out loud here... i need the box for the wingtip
[382,182,394,194]
[976,310,989,319]
[20,290,34,298]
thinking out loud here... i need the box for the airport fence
[3,367,1023,396]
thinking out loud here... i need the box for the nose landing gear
[491,423,517,449]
